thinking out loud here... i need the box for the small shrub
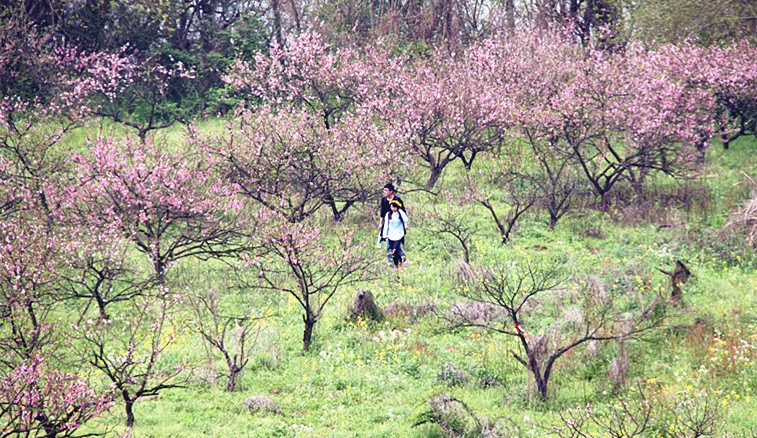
[414,394,478,438]
[243,396,282,415]
[437,363,469,387]
[470,365,499,389]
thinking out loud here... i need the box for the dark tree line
[4,0,754,127]
[3,0,269,120]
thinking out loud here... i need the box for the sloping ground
[722,174,757,247]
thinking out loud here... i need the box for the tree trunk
[505,0,515,33]
[226,367,241,392]
[426,166,444,190]
[597,189,610,212]
[325,194,353,222]
[302,312,317,352]
[154,257,167,284]
[548,213,558,230]
[37,413,57,438]
[535,372,548,400]
[528,355,548,400]
[272,0,283,45]
[125,399,136,427]
[95,286,109,320]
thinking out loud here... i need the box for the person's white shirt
[382,210,408,241]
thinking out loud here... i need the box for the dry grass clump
[243,395,281,414]
[436,363,469,386]
[446,300,506,326]
[720,173,757,248]
[383,300,437,324]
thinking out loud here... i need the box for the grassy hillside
[91,136,757,438]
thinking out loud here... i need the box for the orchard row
[1,22,756,434]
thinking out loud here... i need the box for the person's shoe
[401,255,407,264]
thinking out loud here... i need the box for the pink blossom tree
[380,48,507,190]
[200,104,400,223]
[223,30,370,130]
[85,52,195,142]
[604,43,718,182]
[60,229,153,320]
[478,32,721,207]
[72,133,246,283]
[221,31,405,221]
[243,214,380,352]
[68,291,187,427]
[0,20,123,435]
[204,34,391,348]
[468,32,583,228]
[0,219,115,437]
[0,18,101,220]
[684,40,757,149]
[0,218,65,361]
[0,355,114,438]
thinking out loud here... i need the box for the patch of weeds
[437,362,469,387]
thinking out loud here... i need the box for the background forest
[1,0,757,437]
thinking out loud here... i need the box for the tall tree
[451,255,669,400]
[312,0,508,47]
[381,44,506,189]
[628,0,757,45]
[220,31,403,221]
[69,291,188,427]
[244,216,379,352]
[72,134,246,283]
[523,0,623,47]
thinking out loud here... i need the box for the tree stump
[659,259,691,303]
[347,290,383,322]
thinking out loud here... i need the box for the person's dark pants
[387,239,404,266]
[385,238,405,264]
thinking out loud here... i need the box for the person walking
[378,183,407,263]
[382,200,408,268]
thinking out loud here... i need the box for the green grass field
[87,136,757,438]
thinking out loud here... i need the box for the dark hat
[383,183,395,192]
